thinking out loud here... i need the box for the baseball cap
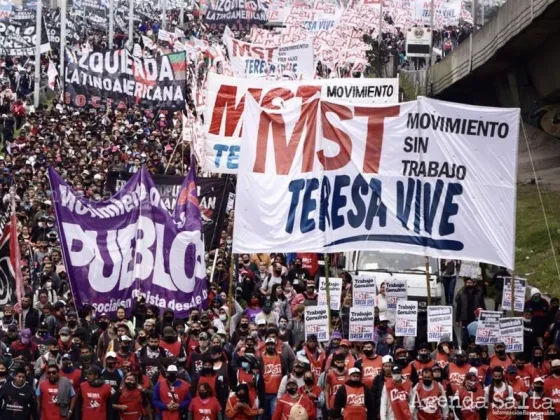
[105,351,117,359]
[265,337,276,344]
[61,353,72,360]
[379,313,388,322]
[199,332,209,340]
[286,376,298,385]
[257,319,266,326]
[506,365,517,374]
[382,355,393,364]
[551,359,560,367]
[348,367,361,375]
[331,331,342,340]
[340,339,350,347]
[59,327,70,336]
[163,326,175,338]
[307,334,318,342]
[167,365,178,372]
[534,377,545,383]
[391,365,402,374]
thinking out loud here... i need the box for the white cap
[531,287,541,297]
[469,367,478,375]
[105,351,117,359]
[348,367,361,375]
[265,337,276,344]
[382,355,393,364]
[379,313,388,322]
[120,335,132,342]
[257,319,266,326]
[217,329,227,336]
[534,377,545,383]
[167,365,178,372]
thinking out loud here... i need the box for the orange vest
[198,374,217,396]
[304,347,325,383]
[117,388,145,420]
[158,380,190,420]
[385,379,412,419]
[414,383,444,420]
[457,386,485,420]
[488,385,514,420]
[237,369,258,402]
[411,360,435,381]
[361,357,383,388]
[263,353,282,394]
[448,363,471,393]
[401,364,413,382]
[326,370,348,408]
[435,352,449,369]
[343,385,366,419]
[490,355,512,371]
[516,365,535,389]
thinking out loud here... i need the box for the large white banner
[223,33,315,80]
[203,73,399,174]
[232,95,519,268]
[349,307,375,341]
[318,277,343,311]
[499,317,524,353]
[352,274,376,307]
[395,300,418,337]
[304,305,330,341]
[427,306,453,343]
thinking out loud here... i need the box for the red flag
[9,208,23,307]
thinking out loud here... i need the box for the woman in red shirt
[113,372,152,420]
[188,382,222,420]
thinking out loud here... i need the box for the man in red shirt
[79,365,112,420]
[273,377,316,420]
[544,359,560,417]
[59,354,82,395]
[37,363,77,420]
[354,341,383,389]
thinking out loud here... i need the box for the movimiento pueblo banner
[49,166,207,317]
[204,73,399,174]
[64,50,186,111]
[232,96,519,269]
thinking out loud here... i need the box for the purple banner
[48,166,207,318]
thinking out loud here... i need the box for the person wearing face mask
[77,364,112,420]
[467,347,489,385]
[226,382,259,420]
[392,348,415,382]
[277,316,292,345]
[332,367,374,420]
[292,281,318,309]
[287,258,311,291]
[45,302,67,340]
[432,334,454,369]
[153,364,192,420]
[34,338,61,380]
[455,278,486,350]
[511,353,535,389]
[484,366,515,420]
[0,367,38,420]
[190,356,228,408]
[273,377,316,420]
[371,355,393,416]
[101,352,123,396]
[299,370,322,409]
[136,332,173,378]
[296,335,325,384]
[409,343,435,384]
[380,365,412,420]
[446,349,471,393]
[113,372,152,420]
[542,345,559,376]
[185,321,202,355]
[9,328,39,364]
[410,367,449,420]
[65,311,80,335]
[159,327,187,365]
[504,364,528,411]
[524,377,548,420]
[452,369,486,420]
[325,352,349,413]
[116,335,139,369]
[525,288,549,340]
[59,353,82,396]
[37,363,76,420]
[136,329,148,348]
[278,358,307,398]
[232,354,265,413]
[490,342,513,370]
[530,346,547,378]
[187,332,211,377]
[57,327,74,356]
[272,286,292,323]
[232,316,251,347]
[188,382,223,420]
[0,360,11,387]
[262,337,287,419]
[94,313,114,362]
[157,309,176,337]
[544,359,560,416]
[255,300,279,326]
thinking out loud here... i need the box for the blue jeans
[263,394,277,420]
[443,275,457,305]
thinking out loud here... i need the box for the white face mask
[392,374,402,381]
[219,315,227,322]
[60,336,70,343]
[45,281,52,289]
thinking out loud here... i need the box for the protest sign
[105,172,235,252]
[232,94,519,270]
[318,277,343,311]
[427,306,453,342]
[415,0,461,26]
[64,50,186,111]
[501,277,527,312]
[475,310,501,345]
[499,317,524,353]
[349,307,375,341]
[0,1,12,19]
[395,300,418,337]
[385,279,407,310]
[460,260,480,278]
[204,0,268,29]
[204,73,399,174]
[304,305,330,341]
[0,17,50,56]
[48,166,207,318]
[352,274,376,307]
[223,32,315,79]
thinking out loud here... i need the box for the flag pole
[424,256,432,306]
[59,0,67,95]
[128,0,134,46]
[180,0,185,25]
[109,0,115,49]
[162,0,168,31]
[33,0,43,108]
[324,253,331,332]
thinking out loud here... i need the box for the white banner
[385,279,407,311]
[499,317,524,353]
[349,307,375,341]
[460,260,480,278]
[304,305,330,342]
[427,306,453,343]
[203,73,399,174]
[353,274,376,307]
[318,277,343,311]
[415,0,461,26]
[501,278,527,312]
[223,33,315,80]
[232,94,519,269]
[395,300,418,337]
[475,310,501,345]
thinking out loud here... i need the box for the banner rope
[521,119,560,282]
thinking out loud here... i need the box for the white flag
[47,61,58,90]
[142,35,155,49]
[158,29,171,42]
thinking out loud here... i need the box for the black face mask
[419,353,430,362]
[363,349,374,357]
[68,320,77,328]
[495,349,505,356]
[534,386,544,393]
[423,380,433,387]
[240,324,248,330]
[469,358,482,367]
[456,359,466,366]
[149,344,159,351]
[125,382,136,389]
[98,321,109,330]
[348,379,361,386]
[0,371,7,377]
[50,349,59,356]
[203,367,213,375]
[138,337,147,345]
[287,387,297,395]
[81,355,92,362]
[3,316,12,323]
[120,345,130,352]
[199,391,208,399]
[553,369,560,376]
[106,361,116,369]
[533,355,544,363]
[164,316,173,322]
[494,379,503,386]
[164,337,175,343]
[304,378,314,385]
[191,329,200,335]
[167,374,177,382]
[238,392,249,403]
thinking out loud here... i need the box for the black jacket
[23,308,40,334]
[455,287,486,323]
